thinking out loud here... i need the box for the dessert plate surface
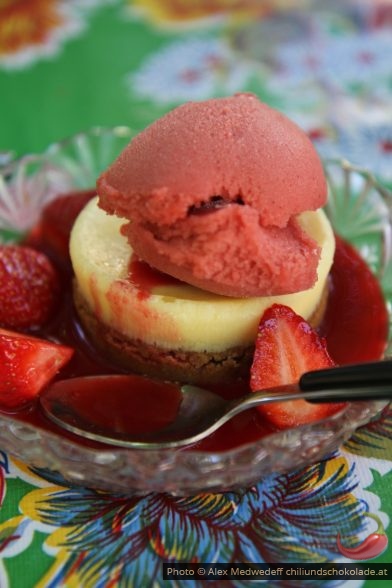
[0,128,390,495]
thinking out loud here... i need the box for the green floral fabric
[0,1,392,586]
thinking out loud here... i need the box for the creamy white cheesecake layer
[70,198,335,353]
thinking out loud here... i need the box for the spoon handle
[300,359,392,392]
[303,384,392,404]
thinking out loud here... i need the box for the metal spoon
[40,360,392,449]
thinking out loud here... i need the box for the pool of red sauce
[2,229,389,453]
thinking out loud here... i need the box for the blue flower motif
[128,37,254,104]
[338,122,392,183]
[270,30,391,91]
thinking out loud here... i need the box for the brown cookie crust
[73,282,328,385]
[73,284,253,384]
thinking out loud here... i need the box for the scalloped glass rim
[0,128,390,495]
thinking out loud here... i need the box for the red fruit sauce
[2,218,389,453]
[128,254,180,300]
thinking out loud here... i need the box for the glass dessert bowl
[0,128,390,496]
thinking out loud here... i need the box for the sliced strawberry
[0,245,60,329]
[250,304,345,429]
[41,189,95,260]
[0,328,73,409]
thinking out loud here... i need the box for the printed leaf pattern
[15,456,364,587]
[344,404,392,459]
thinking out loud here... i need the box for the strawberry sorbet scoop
[97,94,327,297]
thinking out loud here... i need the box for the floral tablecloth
[1,1,392,587]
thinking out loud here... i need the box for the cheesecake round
[70,198,335,383]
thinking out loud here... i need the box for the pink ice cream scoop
[97,94,327,297]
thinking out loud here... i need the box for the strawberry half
[41,189,95,260]
[0,328,73,410]
[250,304,345,429]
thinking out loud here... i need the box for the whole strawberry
[0,245,60,329]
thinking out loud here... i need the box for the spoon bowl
[40,360,392,449]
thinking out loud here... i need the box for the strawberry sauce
[3,225,389,452]
[128,254,181,300]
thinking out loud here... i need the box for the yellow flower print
[0,0,84,69]
[0,0,64,55]
[130,0,305,27]
[20,486,83,588]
